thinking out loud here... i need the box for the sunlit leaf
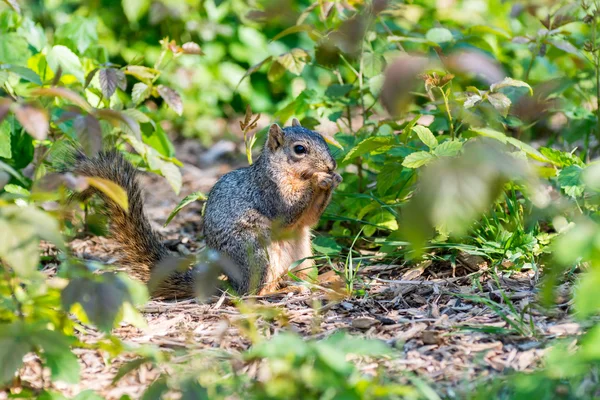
[132,82,151,105]
[125,65,160,82]
[342,136,396,163]
[0,119,11,158]
[402,151,434,168]
[277,48,310,75]
[433,140,463,157]
[487,92,511,117]
[123,0,150,22]
[425,28,453,44]
[490,77,533,95]
[86,176,129,212]
[164,191,207,226]
[46,45,85,83]
[412,125,437,149]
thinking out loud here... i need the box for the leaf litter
[12,140,579,399]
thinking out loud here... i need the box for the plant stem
[438,86,454,139]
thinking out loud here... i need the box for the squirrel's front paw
[313,172,342,190]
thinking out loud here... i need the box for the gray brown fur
[71,121,341,298]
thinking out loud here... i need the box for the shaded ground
[11,140,579,399]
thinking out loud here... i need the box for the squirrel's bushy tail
[72,151,194,299]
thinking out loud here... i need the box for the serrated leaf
[86,177,129,212]
[558,165,584,198]
[464,94,482,108]
[362,52,384,78]
[99,68,119,99]
[487,92,511,117]
[13,104,48,140]
[412,125,437,149]
[164,191,207,226]
[54,16,98,54]
[433,140,462,157]
[277,48,310,75]
[46,45,84,83]
[132,82,151,105]
[490,77,533,95]
[342,136,396,163]
[402,151,435,168]
[157,85,183,115]
[125,65,159,82]
[33,87,93,112]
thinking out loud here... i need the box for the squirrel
[70,118,342,299]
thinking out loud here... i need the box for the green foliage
[4,0,600,398]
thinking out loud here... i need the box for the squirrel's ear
[291,118,301,127]
[268,123,284,150]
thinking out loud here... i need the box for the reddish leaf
[74,115,103,156]
[99,68,119,99]
[157,85,183,115]
[33,87,92,112]
[95,108,141,139]
[115,69,127,91]
[181,42,203,55]
[0,98,13,123]
[13,104,48,140]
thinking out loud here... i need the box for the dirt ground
[11,140,579,399]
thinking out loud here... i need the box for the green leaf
[487,92,511,117]
[433,140,462,157]
[412,125,437,149]
[0,120,11,158]
[402,151,435,168]
[62,275,132,332]
[425,28,453,44]
[363,52,384,78]
[325,84,353,98]
[158,160,182,195]
[0,323,31,385]
[164,191,207,226]
[342,136,396,163]
[54,16,98,54]
[73,391,104,400]
[46,45,85,83]
[469,127,550,163]
[312,236,342,255]
[558,165,584,198]
[132,82,151,105]
[123,0,150,22]
[125,65,160,82]
[277,48,310,75]
[574,268,600,319]
[490,77,533,95]
[86,177,129,212]
[32,330,80,384]
[0,33,30,65]
[4,65,42,85]
[0,211,41,276]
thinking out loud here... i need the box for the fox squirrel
[71,118,342,298]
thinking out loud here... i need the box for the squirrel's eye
[294,145,307,155]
